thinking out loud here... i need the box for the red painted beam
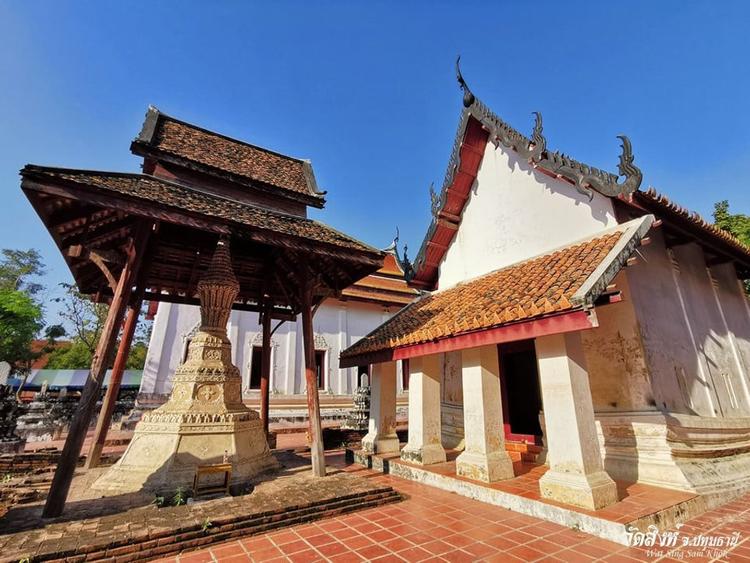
[339,310,594,368]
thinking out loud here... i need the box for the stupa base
[92,411,278,495]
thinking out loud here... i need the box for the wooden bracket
[68,245,126,292]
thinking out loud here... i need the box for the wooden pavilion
[20,107,384,517]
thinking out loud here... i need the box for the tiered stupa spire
[94,239,277,493]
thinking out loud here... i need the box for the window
[249,346,263,390]
[182,338,192,363]
[314,350,326,390]
[357,365,370,387]
[401,359,410,391]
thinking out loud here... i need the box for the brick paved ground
[153,456,750,562]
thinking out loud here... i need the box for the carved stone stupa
[94,240,277,493]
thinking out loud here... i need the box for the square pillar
[456,346,514,482]
[536,332,618,510]
[401,354,446,465]
[361,361,399,454]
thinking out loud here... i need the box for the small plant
[1,474,12,484]
[201,517,213,533]
[19,558,31,563]
[172,487,188,506]
[152,494,166,508]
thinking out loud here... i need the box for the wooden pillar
[84,298,142,469]
[301,285,326,477]
[43,223,151,518]
[259,307,272,438]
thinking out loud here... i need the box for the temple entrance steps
[347,447,707,546]
[504,440,543,464]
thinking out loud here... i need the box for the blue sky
[2,1,749,328]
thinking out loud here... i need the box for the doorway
[249,346,263,390]
[314,350,326,390]
[498,340,543,444]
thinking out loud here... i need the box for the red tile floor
[154,452,750,562]
[380,449,699,526]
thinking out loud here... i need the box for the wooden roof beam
[141,291,296,321]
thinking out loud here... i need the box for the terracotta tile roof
[341,218,652,362]
[21,166,377,256]
[632,188,750,264]
[340,285,416,307]
[377,254,410,278]
[342,271,420,307]
[132,108,323,205]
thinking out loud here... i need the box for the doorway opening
[249,346,263,390]
[314,350,326,390]
[498,340,543,444]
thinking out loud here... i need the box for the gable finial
[383,227,399,255]
[455,56,475,108]
[391,228,415,281]
[555,134,643,200]
[429,182,441,216]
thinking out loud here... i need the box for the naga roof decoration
[404,58,644,288]
[454,57,642,202]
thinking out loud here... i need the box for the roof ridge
[138,106,310,165]
[453,58,642,201]
[635,187,750,256]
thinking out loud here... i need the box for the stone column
[456,345,514,482]
[361,361,399,454]
[401,354,446,465]
[536,332,617,510]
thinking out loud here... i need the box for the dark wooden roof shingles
[21,166,377,256]
[134,111,322,203]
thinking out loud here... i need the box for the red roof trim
[411,117,489,290]
[339,310,593,368]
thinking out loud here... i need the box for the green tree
[53,283,108,355]
[45,340,93,369]
[48,284,151,370]
[0,249,47,372]
[714,201,750,293]
[126,342,148,370]
[714,201,750,246]
[0,288,43,367]
[0,249,46,295]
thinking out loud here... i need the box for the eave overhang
[339,310,594,368]
[341,215,653,368]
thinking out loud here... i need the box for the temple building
[139,249,418,417]
[341,62,750,513]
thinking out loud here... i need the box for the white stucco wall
[625,233,750,417]
[438,141,618,288]
[140,298,404,399]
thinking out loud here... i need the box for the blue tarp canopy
[7,369,142,390]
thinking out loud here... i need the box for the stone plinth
[93,241,277,494]
[341,384,370,432]
[15,391,55,443]
[0,385,25,453]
